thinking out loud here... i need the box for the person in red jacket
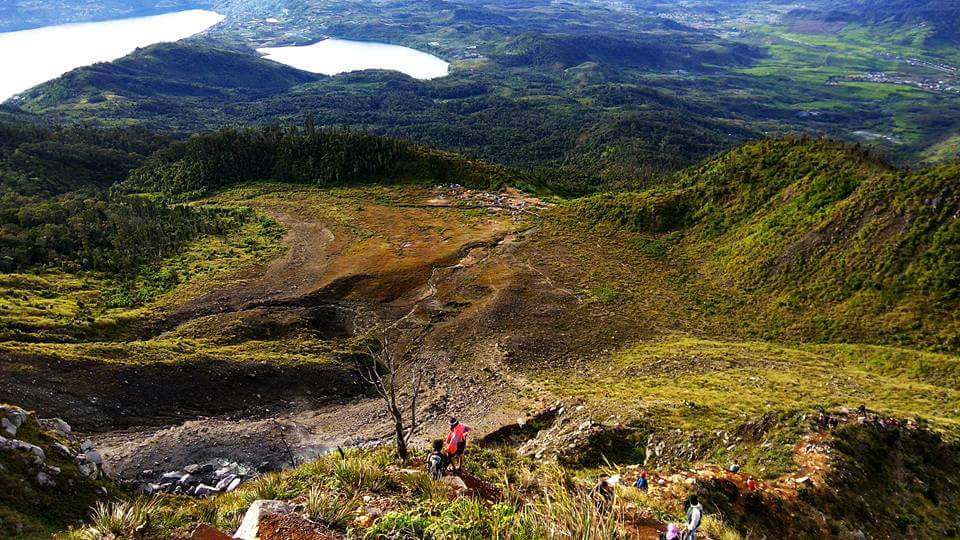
[445,417,470,472]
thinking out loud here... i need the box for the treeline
[0,190,240,274]
[0,118,242,275]
[125,125,509,195]
[0,118,171,195]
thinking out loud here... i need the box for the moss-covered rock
[0,404,116,539]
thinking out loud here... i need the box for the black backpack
[427,453,447,480]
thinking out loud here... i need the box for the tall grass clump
[331,455,392,494]
[402,471,454,502]
[68,497,164,539]
[518,464,627,539]
[303,486,361,529]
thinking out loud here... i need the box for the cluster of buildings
[433,184,551,215]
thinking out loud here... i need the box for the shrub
[364,510,430,539]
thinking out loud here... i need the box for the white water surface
[257,38,449,80]
[0,10,225,102]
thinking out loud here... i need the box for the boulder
[190,524,233,540]
[0,407,28,438]
[0,437,46,463]
[226,477,242,492]
[76,455,98,478]
[80,440,95,452]
[40,418,72,438]
[233,500,294,540]
[138,483,161,495]
[161,471,185,481]
[440,475,471,496]
[36,471,56,487]
[84,449,103,466]
[184,464,201,474]
[179,473,200,486]
[1,417,17,438]
[215,464,238,477]
[53,442,73,457]
[215,474,237,491]
[194,484,220,497]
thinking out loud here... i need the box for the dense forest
[0,190,242,274]
[0,119,243,275]
[124,125,510,196]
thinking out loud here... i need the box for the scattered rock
[234,500,295,540]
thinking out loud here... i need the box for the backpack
[427,453,447,480]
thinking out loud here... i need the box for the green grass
[546,337,959,430]
[0,209,284,341]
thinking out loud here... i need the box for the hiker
[685,495,703,540]
[817,409,829,430]
[747,477,757,492]
[426,439,449,480]
[634,469,649,491]
[446,417,470,472]
[593,475,619,511]
[729,462,741,473]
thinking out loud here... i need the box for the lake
[0,10,225,102]
[257,38,450,80]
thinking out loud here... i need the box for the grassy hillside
[567,137,960,351]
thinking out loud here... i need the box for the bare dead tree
[355,334,425,462]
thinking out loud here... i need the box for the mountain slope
[16,42,317,122]
[570,137,960,350]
